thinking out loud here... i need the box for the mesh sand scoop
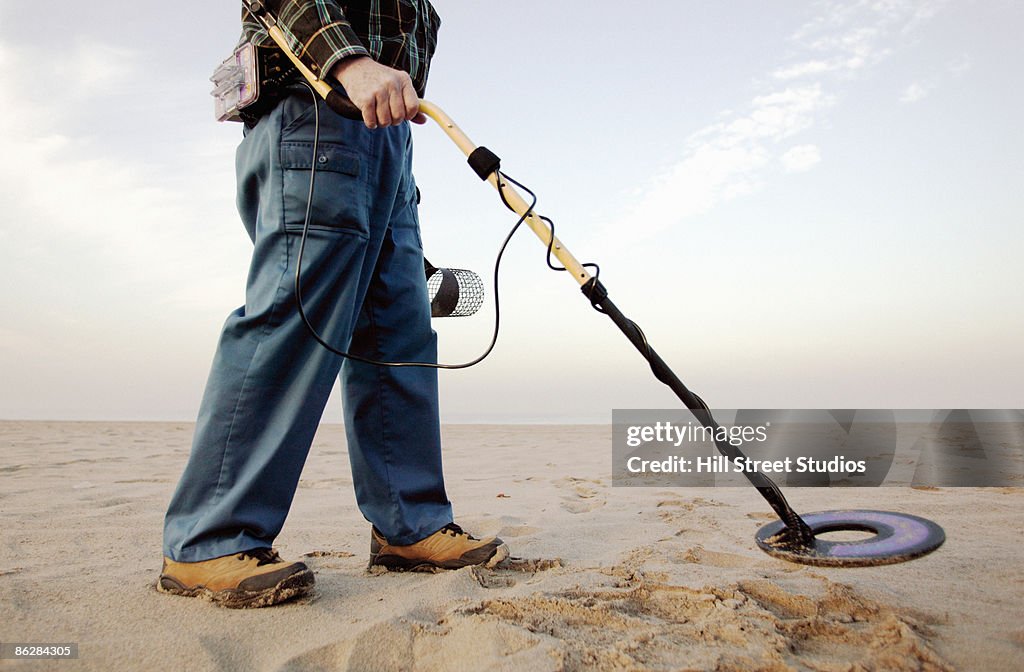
[425,262,485,318]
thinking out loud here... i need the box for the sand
[1,421,1022,671]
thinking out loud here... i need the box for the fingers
[375,86,393,127]
[401,79,421,123]
[358,75,416,128]
[360,98,378,129]
[377,72,418,128]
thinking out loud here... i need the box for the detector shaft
[418,101,593,286]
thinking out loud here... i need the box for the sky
[0,1,1021,423]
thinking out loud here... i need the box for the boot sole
[157,568,315,609]
[369,542,510,572]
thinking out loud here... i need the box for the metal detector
[414,107,945,567]
[242,0,945,567]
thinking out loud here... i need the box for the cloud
[612,85,832,230]
[779,0,947,80]
[0,32,250,419]
[898,53,970,105]
[899,81,932,103]
[613,144,769,232]
[772,60,838,81]
[591,86,832,246]
[0,39,241,319]
[595,0,943,243]
[781,145,822,173]
[693,86,834,148]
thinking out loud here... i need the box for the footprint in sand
[497,525,543,538]
[460,573,954,671]
[676,545,758,569]
[278,615,561,671]
[302,550,355,558]
[472,557,564,589]
[302,550,356,570]
[555,477,606,514]
[654,495,729,532]
[298,477,352,490]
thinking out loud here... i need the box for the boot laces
[441,523,477,540]
[238,548,282,566]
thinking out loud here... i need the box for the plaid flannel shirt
[241,0,441,95]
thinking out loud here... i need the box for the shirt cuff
[300,21,370,80]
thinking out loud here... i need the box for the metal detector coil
[756,510,946,567]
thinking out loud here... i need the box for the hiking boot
[157,548,314,608]
[369,523,509,571]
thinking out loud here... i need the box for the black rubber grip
[582,278,608,304]
[468,146,501,180]
[325,90,364,122]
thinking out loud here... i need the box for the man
[159,0,507,608]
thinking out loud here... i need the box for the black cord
[293,82,537,369]
[495,172,601,281]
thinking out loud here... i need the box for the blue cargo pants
[163,92,453,562]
